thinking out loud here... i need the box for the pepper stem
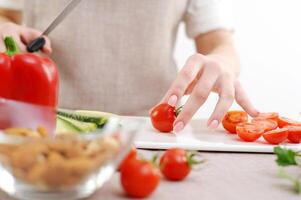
[4,36,20,56]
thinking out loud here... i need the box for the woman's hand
[158,53,259,133]
[0,23,51,53]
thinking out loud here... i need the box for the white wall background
[174,0,301,119]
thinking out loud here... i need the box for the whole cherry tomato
[150,103,177,133]
[118,147,137,171]
[159,148,200,181]
[121,158,160,198]
[222,111,248,134]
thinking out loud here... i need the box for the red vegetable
[255,112,279,123]
[251,118,278,132]
[118,147,137,171]
[278,117,301,128]
[286,126,301,143]
[121,158,160,198]
[159,148,200,181]
[263,128,288,144]
[236,122,265,142]
[150,103,177,133]
[0,36,58,107]
[222,111,248,134]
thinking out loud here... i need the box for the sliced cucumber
[57,109,110,128]
[57,115,97,133]
[56,116,81,134]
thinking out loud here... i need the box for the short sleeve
[0,0,23,10]
[184,0,233,38]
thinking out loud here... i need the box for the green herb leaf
[278,169,301,194]
[274,147,298,166]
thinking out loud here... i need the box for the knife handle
[27,37,46,53]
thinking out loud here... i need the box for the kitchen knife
[27,0,83,52]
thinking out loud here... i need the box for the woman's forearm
[195,30,240,76]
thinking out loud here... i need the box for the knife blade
[27,0,83,52]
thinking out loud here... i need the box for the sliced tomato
[222,111,248,134]
[277,117,301,128]
[251,118,278,132]
[263,128,288,145]
[286,126,301,143]
[254,112,279,123]
[236,122,265,142]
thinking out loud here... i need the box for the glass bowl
[0,117,140,200]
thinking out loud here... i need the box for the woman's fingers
[235,81,259,117]
[208,80,235,128]
[161,54,206,107]
[174,62,220,132]
[20,28,52,53]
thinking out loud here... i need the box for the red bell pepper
[0,36,58,107]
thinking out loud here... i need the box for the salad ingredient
[278,117,301,128]
[0,131,120,188]
[222,111,248,134]
[119,147,137,171]
[236,122,264,142]
[286,126,301,143]
[274,147,301,194]
[0,36,58,107]
[150,103,177,133]
[57,116,97,133]
[121,158,160,198]
[251,118,278,132]
[56,116,80,133]
[263,128,288,144]
[57,109,109,128]
[159,148,201,181]
[255,112,279,123]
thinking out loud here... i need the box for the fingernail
[208,120,219,129]
[168,95,178,107]
[173,121,184,133]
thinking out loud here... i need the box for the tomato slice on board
[251,119,278,132]
[236,122,265,142]
[277,117,301,128]
[254,112,279,123]
[262,128,288,145]
[286,126,301,143]
[222,111,248,134]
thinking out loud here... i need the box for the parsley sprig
[274,146,301,193]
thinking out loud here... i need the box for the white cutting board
[121,117,301,153]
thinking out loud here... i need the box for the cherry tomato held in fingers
[118,147,137,171]
[277,117,301,128]
[236,122,265,142]
[251,119,278,132]
[150,103,176,133]
[254,112,279,123]
[263,128,288,145]
[121,158,160,198]
[159,148,200,181]
[222,111,248,134]
[286,126,301,143]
